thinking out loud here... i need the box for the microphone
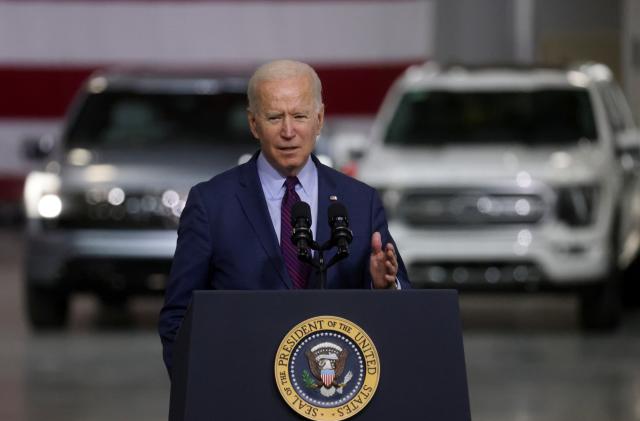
[291,201,313,260]
[328,202,353,256]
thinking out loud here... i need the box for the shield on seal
[321,369,335,387]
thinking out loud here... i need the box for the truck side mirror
[616,129,640,170]
[22,135,56,160]
[330,133,369,167]
[616,129,640,152]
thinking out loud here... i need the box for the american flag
[0,0,434,194]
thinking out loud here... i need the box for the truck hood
[57,145,257,194]
[358,144,608,188]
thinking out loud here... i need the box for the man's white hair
[247,60,323,112]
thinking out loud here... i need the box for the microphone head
[328,201,352,249]
[328,202,348,220]
[291,201,312,225]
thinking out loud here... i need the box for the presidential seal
[274,316,380,421]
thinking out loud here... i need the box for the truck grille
[49,191,182,230]
[396,189,547,227]
[409,261,544,285]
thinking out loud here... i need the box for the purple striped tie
[281,176,310,289]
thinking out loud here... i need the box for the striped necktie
[281,176,310,289]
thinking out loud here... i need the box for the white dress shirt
[257,152,318,245]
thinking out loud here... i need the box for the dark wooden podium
[169,290,471,421]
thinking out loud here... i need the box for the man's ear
[247,109,260,140]
[316,104,325,136]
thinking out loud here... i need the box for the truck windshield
[384,89,597,146]
[65,91,254,149]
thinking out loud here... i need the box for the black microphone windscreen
[328,202,348,220]
[292,201,312,222]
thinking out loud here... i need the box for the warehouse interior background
[1,0,639,420]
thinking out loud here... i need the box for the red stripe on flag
[0,61,420,118]
[0,175,25,203]
[316,62,416,115]
[0,66,95,118]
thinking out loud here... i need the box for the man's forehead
[256,78,316,109]
[258,75,313,94]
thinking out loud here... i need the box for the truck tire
[25,284,69,330]
[580,213,623,331]
[622,259,640,308]
[579,277,621,331]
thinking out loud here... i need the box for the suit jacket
[158,152,410,372]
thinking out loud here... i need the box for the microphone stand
[297,240,349,290]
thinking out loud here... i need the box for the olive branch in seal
[302,370,319,389]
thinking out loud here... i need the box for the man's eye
[267,116,281,122]
[294,114,308,120]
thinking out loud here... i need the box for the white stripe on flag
[0,1,434,65]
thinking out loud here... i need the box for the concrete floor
[1,228,639,421]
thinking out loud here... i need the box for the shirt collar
[257,152,316,200]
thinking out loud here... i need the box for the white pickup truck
[355,62,640,329]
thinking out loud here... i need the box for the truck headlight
[376,188,402,218]
[24,171,62,219]
[37,194,63,218]
[555,185,598,226]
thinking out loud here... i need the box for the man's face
[248,75,324,176]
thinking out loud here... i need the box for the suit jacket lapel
[313,155,339,288]
[315,161,335,248]
[236,152,291,289]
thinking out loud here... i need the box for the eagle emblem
[303,342,353,397]
[275,317,381,420]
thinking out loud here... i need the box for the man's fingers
[385,243,396,258]
[371,235,400,288]
[385,260,397,273]
[371,232,382,254]
[385,244,398,268]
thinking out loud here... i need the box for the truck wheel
[580,214,624,331]
[25,284,69,330]
[579,278,621,331]
[622,259,640,308]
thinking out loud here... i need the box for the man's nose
[280,116,295,139]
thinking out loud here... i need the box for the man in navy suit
[159,60,410,373]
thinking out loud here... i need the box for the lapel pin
[329,195,338,201]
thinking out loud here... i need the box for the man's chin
[278,148,302,158]
[278,157,307,176]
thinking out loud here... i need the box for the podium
[169,290,471,421]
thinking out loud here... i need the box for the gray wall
[434,0,621,68]
[434,0,517,64]
[623,0,640,122]
[534,0,621,73]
